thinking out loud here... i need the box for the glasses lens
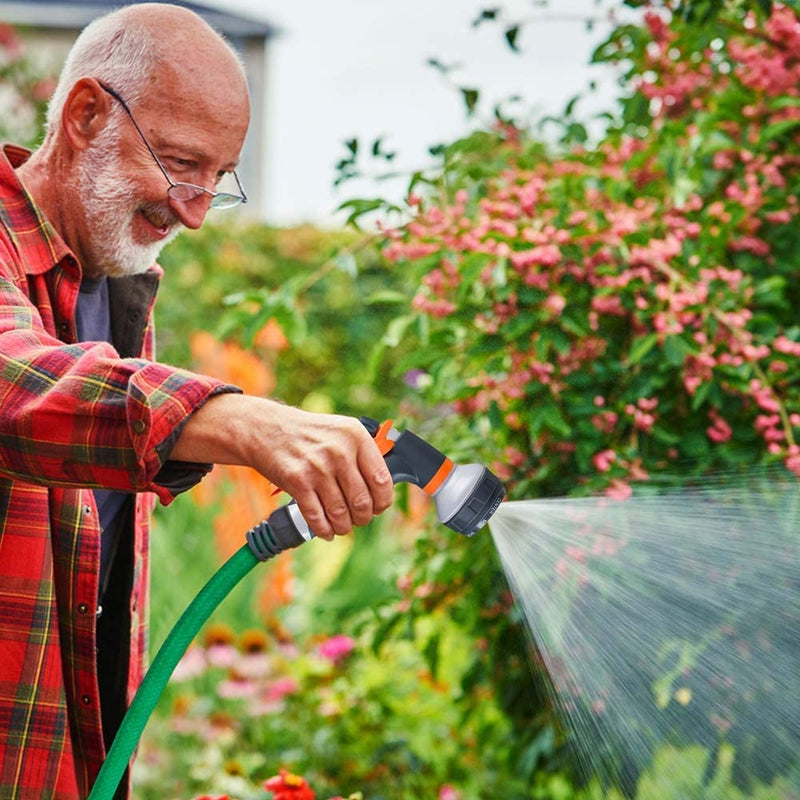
[209,193,243,209]
[168,183,205,202]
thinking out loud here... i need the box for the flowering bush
[383,2,800,497]
[362,0,800,794]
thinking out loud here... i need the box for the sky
[211,0,628,227]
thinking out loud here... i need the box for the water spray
[88,417,505,800]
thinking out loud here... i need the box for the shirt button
[83,504,92,515]
[78,603,89,614]
[132,419,146,434]
[81,695,91,706]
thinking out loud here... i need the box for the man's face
[74,77,248,279]
[75,121,182,278]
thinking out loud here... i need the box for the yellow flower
[674,687,692,706]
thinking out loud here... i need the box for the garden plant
[144,1,800,798]
[4,1,800,798]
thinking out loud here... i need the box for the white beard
[75,125,182,278]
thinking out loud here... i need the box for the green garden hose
[87,544,260,800]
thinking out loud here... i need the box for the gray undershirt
[75,275,129,599]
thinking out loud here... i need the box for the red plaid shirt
[0,144,236,799]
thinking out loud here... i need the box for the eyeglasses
[97,81,247,209]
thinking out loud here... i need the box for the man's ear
[61,78,111,151]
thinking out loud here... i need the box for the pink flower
[707,417,732,443]
[172,645,207,682]
[605,480,632,501]
[267,676,300,701]
[592,450,616,473]
[543,293,566,315]
[318,634,356,664]
[439,786,462,800]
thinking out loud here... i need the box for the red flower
[191,796,231,800]
[264,769,315,800]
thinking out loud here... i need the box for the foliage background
[147,1,800,797]
[3,1,800,798]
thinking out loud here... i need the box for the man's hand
[170,394,394,540]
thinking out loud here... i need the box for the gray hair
[44,6,246,139]
[45,13,157,135]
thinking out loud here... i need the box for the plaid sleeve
[0,274,240,504]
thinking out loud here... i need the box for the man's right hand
[170,394,394,540]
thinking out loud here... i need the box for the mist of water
[489,471,800,797]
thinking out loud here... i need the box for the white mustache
[141,203,181,229]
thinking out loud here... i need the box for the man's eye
[170,158,196,170]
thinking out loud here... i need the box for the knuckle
[327,501,351,521]
[352,492,372,512]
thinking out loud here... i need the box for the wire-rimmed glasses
[97,81,247,210]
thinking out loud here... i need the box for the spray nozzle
[359,417,505,537]
[247,417,505,560]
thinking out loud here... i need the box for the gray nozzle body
[434,463,505,537]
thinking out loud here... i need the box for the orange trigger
[374,419,396,456]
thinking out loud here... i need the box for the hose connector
[247,503,313,561]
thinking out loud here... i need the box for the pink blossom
[439,786,462,800]
[592,450,617,473]
[318,634,356,664]
[706,411,733,444]
[605,480,632,501]
[172,646,207,682]
[510,244,562,269]
[266,676,300,702]
[544,294,566,315]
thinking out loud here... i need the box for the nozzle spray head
[361,417,505,537]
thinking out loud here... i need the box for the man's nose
[168,193,214,230]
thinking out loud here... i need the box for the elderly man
[0,3,393,797]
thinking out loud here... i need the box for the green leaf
[423,633,441,680]
[336,197,385,229]
[371,613,403,654]
[628,332,659,365]
[762,118,800,143]
[663,335,689,367]
[504,25,520,52]
[383,314,416,347]
[652,425,682,446]
[681,430,710,458]
[365,290,409,305]
[690,379,713,411]
[538,403,572,438]
[472,7,499,26]
[461,87,480,116]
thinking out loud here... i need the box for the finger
[294,489,336,541]
[316,478,355,537]
[358,437,394,514]
[336,467,374,528]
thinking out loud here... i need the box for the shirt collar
[1,143,79,277]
